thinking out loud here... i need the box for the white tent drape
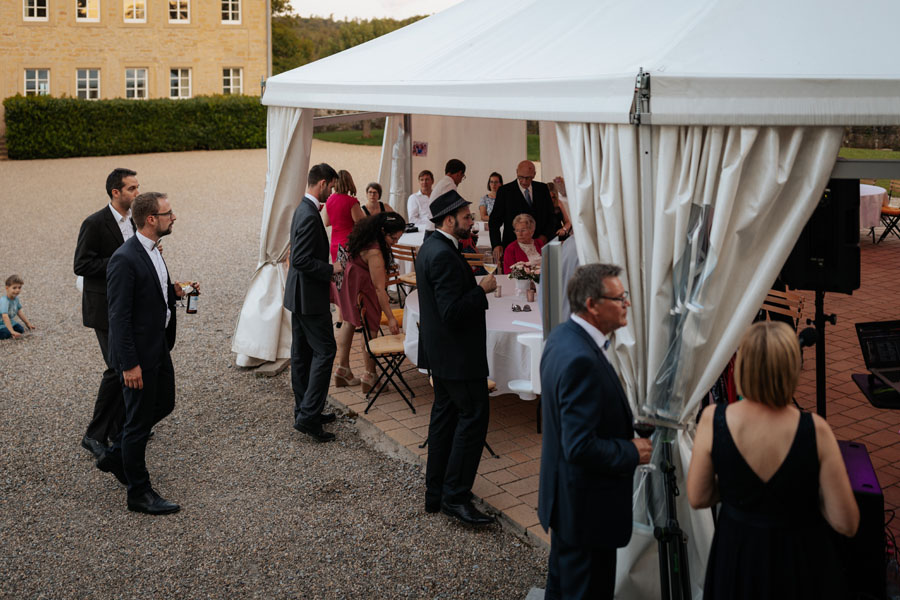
[232,107,314,365]
[556,122,843,596]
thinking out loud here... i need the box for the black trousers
[545,529,616,600]
[111,351,176,497]
[290,311,336,424]
[425,377,490,506]
[85,328,125,444]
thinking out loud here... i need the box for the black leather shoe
[127,489,180,515]
[81,435,108,459]
[316,412,337,425]
[96,450,128,486]
[294,419,336,442]
[441,501,495,526]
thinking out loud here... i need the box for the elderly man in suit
[101,191,191,514]
[416,190,498,526]
[489,160,556,266]
[74,168,140,459]
[538,263,653,599]
[285,163,342,443]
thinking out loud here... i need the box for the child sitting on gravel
[1,274,36,340]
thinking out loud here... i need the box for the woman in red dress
[333,212,406,391]
[323,170,364,262]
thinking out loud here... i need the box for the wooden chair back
[392,244,417,270]
[889,180,900,203]
[860,178,877,185]
[759,288,804,330]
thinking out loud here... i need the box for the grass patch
[838,147,900,190]
[313,128,385,146]
[527,134,540,162]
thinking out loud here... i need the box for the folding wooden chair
[860,178,877,185]
[876,180,900,244]
[758,288,804,330]
[391,243,418,304]
[357,294,415,414]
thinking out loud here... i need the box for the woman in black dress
[687,321,859,599]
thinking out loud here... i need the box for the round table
[860,183,889,229]
[401,274,542,394]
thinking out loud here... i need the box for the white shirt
[518,182,534,204]
[407,191,432,230]
[570,313,610,359]
[136,232,171,328]
[108,203,134,242]
[435,228,459,249]
[304,192,321,211]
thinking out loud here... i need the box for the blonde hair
[512,213,536,229]
[334,170,356,196]
[735,321,801,408]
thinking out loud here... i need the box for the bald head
[516,160,536,189]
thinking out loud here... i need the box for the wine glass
[482,251,497,275]
[633,419,657,474]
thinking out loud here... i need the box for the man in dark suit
[538,263,652,599]
[74,168,140,459]
[101,191,187,515]
[284,163,342,443]
[489,160,556,265]
[416,190,498,526]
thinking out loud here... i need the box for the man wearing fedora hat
[416,189,498,526]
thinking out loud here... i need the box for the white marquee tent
[233,0,900,595]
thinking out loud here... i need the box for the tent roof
[263,0,900,126]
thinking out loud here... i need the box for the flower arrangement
[508,261,541,283]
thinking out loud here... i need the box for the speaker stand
[809,290,836,418]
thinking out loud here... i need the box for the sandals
[334,366,360,387]
[360,371,376,394]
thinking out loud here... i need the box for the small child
[1,274,36,340]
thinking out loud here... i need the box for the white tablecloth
[860,183,889,229]
[402,275,543,393]
[396,221,493,273]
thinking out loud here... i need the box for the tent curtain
[556,122,843,596]
[232,107,314,365]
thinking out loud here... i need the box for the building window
[126,68,147,99]
[76,69,100,99]
[25,69,50,96]
[170,68,191,98]
[124,0,146,22]
[222,68,242,95]
[76,0,100,21]
[168,0,188,22]
[221,0,240,23]
[24,0,48,20]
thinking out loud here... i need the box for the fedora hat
[429,190,471,224]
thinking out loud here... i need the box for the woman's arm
[322,206,331,228]
[687,404,719,509]
[814,414,860,537]
[351,203,365,222]
[363,249,399,335]
[479,204,489,220]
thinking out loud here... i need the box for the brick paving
[328,227,900,549]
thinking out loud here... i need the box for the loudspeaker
[781,179,860,294]
[836,440,885,600]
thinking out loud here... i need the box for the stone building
[0,0,271,135]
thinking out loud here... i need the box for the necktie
[524,188,532,205]
[603,340,610,351]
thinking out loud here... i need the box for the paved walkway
[330,227,900,546]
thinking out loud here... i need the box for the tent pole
[405,114,413,203]
[631,69,654,412]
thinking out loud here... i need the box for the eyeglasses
[152,210,174,218]
[600,291,630,304]
[517,175,534,182]
[511,304,532,312]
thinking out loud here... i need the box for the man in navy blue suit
[100,192,193,514]
[538,263,652,599]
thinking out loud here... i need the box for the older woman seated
[503,213,544,273]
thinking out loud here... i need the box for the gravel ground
[0,145,547,599]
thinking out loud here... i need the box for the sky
[287,0,464,20]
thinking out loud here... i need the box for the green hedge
[3,94,266,159]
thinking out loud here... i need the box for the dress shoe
[293,419,336,442]
[96,450,128,486]
[81,435,108,459]
[316,412,337,425]
[425,500,441,514]
[441,501,495,526]
[127,489,180,515]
